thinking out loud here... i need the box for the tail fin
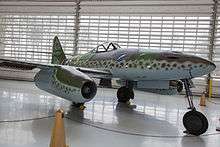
[51,36,67,64]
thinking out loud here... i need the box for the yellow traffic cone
[50,109,69,147]
[199,92,206,106]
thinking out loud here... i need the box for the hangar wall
[0,0,219,96]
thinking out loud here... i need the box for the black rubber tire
[117,86,134,103]
[177,81,183,93]
[183,110,208,136]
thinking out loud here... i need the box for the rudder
[51,36,67,64]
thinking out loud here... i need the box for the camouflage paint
[50,37,215,81]
[51,36,67,64]
[35,65,96,103]
[68,48,215,80]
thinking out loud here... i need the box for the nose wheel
[117,86,134,103]
[182,79,208,136]
[183,110,208,136]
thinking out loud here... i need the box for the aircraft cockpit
[91,42,121,53]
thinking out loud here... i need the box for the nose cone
[196,57,216,72]
[190,57,216,77]
[207,61,216,72]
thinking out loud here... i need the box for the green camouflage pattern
[51,37,215,81]
[51,36,66,64]
[68,50,208,72]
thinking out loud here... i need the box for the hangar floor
[0,79,220,147]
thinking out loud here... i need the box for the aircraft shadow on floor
[65,102,180,137]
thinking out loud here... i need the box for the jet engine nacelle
[34,66,97,103]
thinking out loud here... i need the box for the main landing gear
[182,79,208,136]
[117,81,134,103]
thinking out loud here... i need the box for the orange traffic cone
[50,109,69,147]
[199,92,206,106]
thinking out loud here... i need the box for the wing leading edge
[0,58,112,78]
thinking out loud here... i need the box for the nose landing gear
[183,110,208,136]
[116,79,208,136]
[182,79,208,136]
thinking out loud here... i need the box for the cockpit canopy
[91,42,121,53]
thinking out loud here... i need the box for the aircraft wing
[75,67,112,78]
[0,58,54,70]
[0,58,112,78]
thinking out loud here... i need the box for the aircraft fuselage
[68,48,216,81]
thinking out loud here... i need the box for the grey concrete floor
[0,79,220,147]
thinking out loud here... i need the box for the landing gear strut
[72,102,86,110]
[182,79,208,136]
[117,81,134,103]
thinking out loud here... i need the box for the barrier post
[50,109,68,147]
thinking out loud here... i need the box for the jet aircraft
[0,36,216,136]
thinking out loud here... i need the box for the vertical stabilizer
[51,36,67,64]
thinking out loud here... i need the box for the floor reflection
[0,79,219,141]
[65,101,181,136]
[181,136,206,147]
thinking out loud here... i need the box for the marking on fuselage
[116,54,127,62]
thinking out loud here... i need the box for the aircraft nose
[207,61,216,72]
[190,57,216,77]
[199,57,216,72]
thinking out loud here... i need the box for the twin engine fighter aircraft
[0,36,216,136]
